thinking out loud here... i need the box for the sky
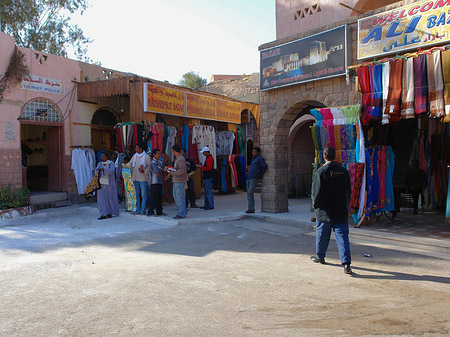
[70,0,276,84]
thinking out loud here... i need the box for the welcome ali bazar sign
[358,0,450,59]
[143,83,241,124]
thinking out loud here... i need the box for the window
[295,3,321,20]
[21,98,62,122]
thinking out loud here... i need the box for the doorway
[21,124,64,192]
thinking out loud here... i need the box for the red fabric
[133,124,138,146]
[202,155,214,171]
[357,66,372,126]
[230,155,239,186]
[386,59,403,123]
[349,163,365,212]
[413,54,429,115]
[188,127,200,164]
[234,132,240,154]
[116,128,123,152]
[155,123,164,151]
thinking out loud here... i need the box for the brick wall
[0,149,22,188]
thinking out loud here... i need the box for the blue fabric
[247,178,257,212]
[133,180,148,214]
[371,64,383,119]
[172,182,186,217]
[316,221,351,264]
[379,146,395,212]
[182,126,189,156]
[240,155,246,187]
[247,155,266,180]
[203,178,214,208]
[221,159,227,192]
[365,147,379,215]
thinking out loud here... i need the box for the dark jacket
[312,161,351,224]
[201,155,214,180]
[247,155,268,180]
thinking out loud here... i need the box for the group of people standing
[95,143,269,221]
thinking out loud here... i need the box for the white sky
[70,0,276,84]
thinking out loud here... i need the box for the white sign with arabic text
[18,75,65,95]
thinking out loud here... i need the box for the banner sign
[144,83,185,116]
[18,75,65,94]
[260,25,347,91]
[186,93,216,120]
[216,99,241,124]
[358,0,450,59]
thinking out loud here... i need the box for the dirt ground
[1,214,450,336]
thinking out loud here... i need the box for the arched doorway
[287,108,321,198]
[260,91,341,213]
[91,107,120,152]
[20,98,64,191]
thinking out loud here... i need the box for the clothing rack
[114,121,144,128]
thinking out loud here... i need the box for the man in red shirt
[198,147,214,210]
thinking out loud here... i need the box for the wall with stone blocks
[0,149,23,188]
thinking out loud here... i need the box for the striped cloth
[385,59,403,122]
[401,58,415,119]
[413,54,429,115]
[427,51,445,118]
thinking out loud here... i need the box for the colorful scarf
[413,54,429,115]
[401,58,415,119]
[385,59,403,122]
[381,62,390,125]
[357,66,372,126]
[369,64,383,121]
[427,51,445,118]
[442,50,450,122]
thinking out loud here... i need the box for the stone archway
[259,89,343,213]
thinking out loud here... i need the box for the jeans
[149,184,163,215]
[246,178,258,212]
[133,180,148,214]
[203,178,214,209]
[315,221,351,265]
[173,182,187,218]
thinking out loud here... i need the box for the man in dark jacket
[147,148,166,216]
[198,146,214,210]
[311,146,352,274]
[245,147,267,214]
[181,148,199,208]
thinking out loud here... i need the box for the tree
[178,71,207,89]
[0,0,92,61]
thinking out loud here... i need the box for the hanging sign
[144,83,185,116]
[18,75,65,94]
[260,25,347,91]
[358,0,450,59]
[216,99,241,124]
[186,93,216,120]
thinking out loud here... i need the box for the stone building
[259,0,418,213]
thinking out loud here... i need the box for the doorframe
[20,121,65,192]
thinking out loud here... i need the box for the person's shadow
[324,262,450,285]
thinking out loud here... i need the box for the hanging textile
[413,54,429,115]
[122,166,137,212]
[71,148,96,195]
[381,61,390,125]
[369,64,383,121]
[442,50,450,122]
[365,147,380,215]
[427,51,445,118]
[401,58,415,119]
[385,59,403,122]
[349,163,365,212]
[357,66,372,126]
[341,105,360,125]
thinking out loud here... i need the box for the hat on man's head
[200,146,210,153]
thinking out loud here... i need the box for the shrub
[0,185,30,210]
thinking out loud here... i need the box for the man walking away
[198,147,214,210]
[246,147,267,214]
[311,146,352,274]
[181,148,199,208]
[169,145,188,219]
[147,148,166,216]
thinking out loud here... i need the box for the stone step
[30,192,68,204]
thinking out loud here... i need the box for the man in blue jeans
[198,147,214,210]
[169,145,188,219]
[311,146,352,274]
[246,147,267,214]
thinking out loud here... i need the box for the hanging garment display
[71,148,96,195]
[122,166,137,212]
[413,54,429,115]
[427,51,445,118]
[381,61,390,125]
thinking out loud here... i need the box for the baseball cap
[200,146,210,153]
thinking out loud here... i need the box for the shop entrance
[19,98,64,192]
[91,107,119,152]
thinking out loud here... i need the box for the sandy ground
[1,206,450,336]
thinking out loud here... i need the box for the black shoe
[343,264,352,274]
[190,205,199,208]
[245,210,255,214]
[204,207,214,210]
[310,256,325,264]
[98,215,107,220]
[157,212,167,216]
[107,214,112,218]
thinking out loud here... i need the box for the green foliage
[0,0,92,61]
[178,71,207,89]
[0,46,30,101]
[0,185,31,210]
